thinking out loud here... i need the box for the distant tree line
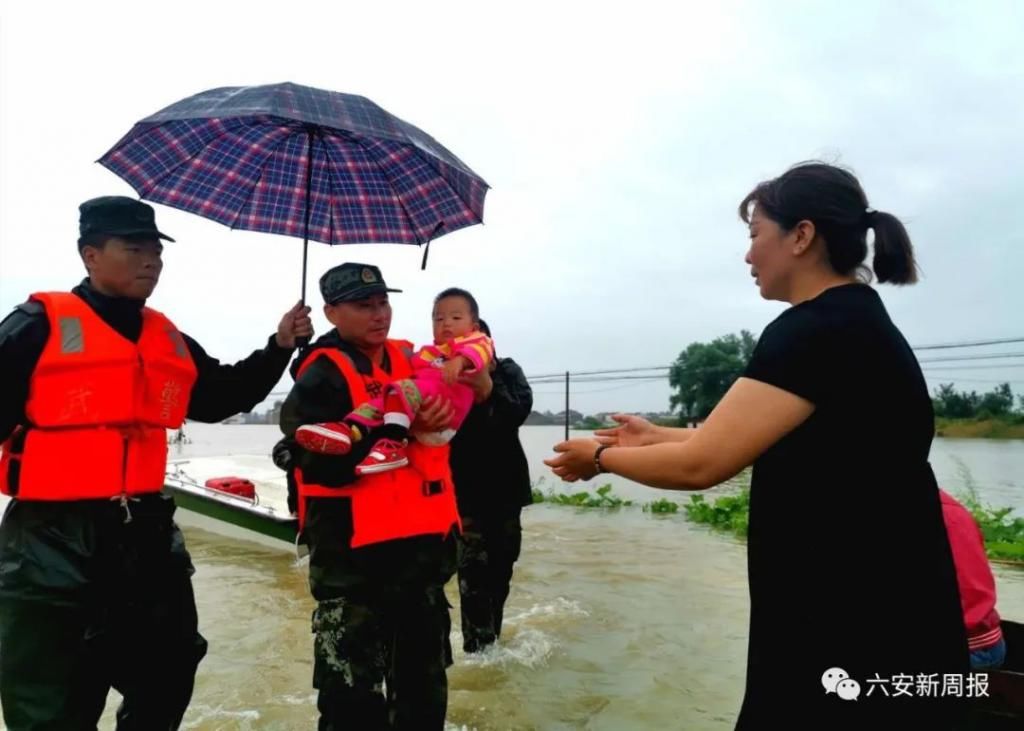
[932,383,1024,421]
[667,332,1024,426]
[525,409,585,426]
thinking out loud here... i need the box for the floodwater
[76,424,1024,729]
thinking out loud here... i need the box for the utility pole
[564,370,570,441]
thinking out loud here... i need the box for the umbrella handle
[297,129,314,348]
[297,240,310,349]
[296,312,310,349]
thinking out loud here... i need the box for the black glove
[272,438,294,471]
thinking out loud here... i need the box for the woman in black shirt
[545,162,970,729]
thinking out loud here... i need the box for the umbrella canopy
[98,82,490,299]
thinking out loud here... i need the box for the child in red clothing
[939,489,1006,670]
[297,288,493,475]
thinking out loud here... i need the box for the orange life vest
[0,292,198,500]
[294,339,462,548]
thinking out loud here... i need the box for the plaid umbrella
[98,82,489,302]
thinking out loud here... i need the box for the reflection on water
[89,424,1024,729]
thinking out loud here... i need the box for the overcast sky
[2,0,1022,416]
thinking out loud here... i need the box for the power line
[259,336,1024,400]
[531,381,666,395]
[929,378,1024,385]
[526,341,1024,380]
[530,374,668,384]
[268,360,1024,396]
[912,337,1024,351]
[918,352,1024,365]
[922,363,1024,372]
[527,365,669,380]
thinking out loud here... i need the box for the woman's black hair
[739,161,918,284]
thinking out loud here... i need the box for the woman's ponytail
[869,210,918,285]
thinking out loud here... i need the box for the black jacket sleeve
[0,303,48,443]
[183,334,294,423]
[486,358,533,430]
[449,357,534,515]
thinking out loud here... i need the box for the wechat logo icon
[822,667,861,701]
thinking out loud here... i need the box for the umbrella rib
[317,137,346,245]
[124,120,246,199]
[321,131,424,245]
[341,133,426,245]
[225,121,305,232]
[405,146,485,229]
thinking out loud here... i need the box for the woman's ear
[790,219,817,257]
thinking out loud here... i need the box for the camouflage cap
[319,262,402,305]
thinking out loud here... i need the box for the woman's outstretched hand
[544,438,601,482]
[594,413,658,447]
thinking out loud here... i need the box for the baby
[296,288,493,475]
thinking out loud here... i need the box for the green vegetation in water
[644,499,680,514]
[951,458,1024,564]
[683,489,750,539]
[531,477,683,512]
[679,470,752,538]
[530,463,1023,565]
[683,460,1024,564]
[532,483,633,508]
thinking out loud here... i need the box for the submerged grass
[531,477,661,511]
[950,457,1024,564]
[680,470,751,539]
[683,489,750,539]
[532,483,634,509]
[532,464,1024,565]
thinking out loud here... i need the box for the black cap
[319,262,402,304]
[78,196,175,245]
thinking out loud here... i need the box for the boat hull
[970,620,1024,729]
[164,482,297,551]
[163,458,298,553]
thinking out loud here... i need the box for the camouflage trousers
[456,512,523,653]
[311,583,452,731]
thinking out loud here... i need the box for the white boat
[0,455,300,557]
[163,456,299,553]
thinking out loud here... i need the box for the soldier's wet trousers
[312,584,451,731]
[0,496,208,731]
[0,576,207,730]
[456,512,522,653]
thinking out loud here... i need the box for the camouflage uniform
[312,583,452,731]
[280,291,458,730]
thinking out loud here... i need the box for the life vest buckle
[111,493,141,523]
[423,480,443,497]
